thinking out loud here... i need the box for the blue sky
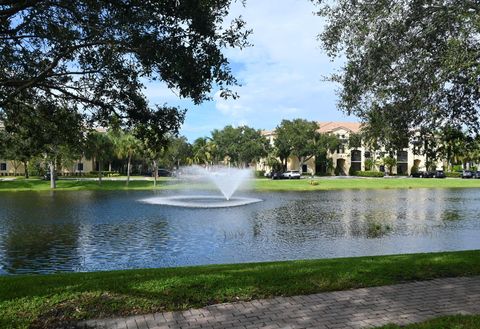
[144,0,358,142]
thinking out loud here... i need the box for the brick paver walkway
[79,276,480,329]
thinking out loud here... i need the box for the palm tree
[84,131,114,185]
[381,156,397,175]
[115,132,141,186]
[192,137,217,166]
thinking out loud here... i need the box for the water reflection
[0,189,480,274]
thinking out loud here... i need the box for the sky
[144,0,357,142]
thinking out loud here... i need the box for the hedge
[354,171,385,177]
[445,172,462,178]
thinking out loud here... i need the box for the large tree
[1,0,250,138]
[313,0,480,143]
[162,136,192,170]
[211,125,269,167]
[1,101,84,187]
[314,132,340,175]
[274,119,319,171]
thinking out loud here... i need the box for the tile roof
[261,130,275,136]
[316,121,362,134]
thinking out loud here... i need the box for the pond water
[1,189,480,274]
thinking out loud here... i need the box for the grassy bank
[2,177,480,192]
[379,315,480,328]
[0,178,179,192]
[254,177,480,191]
[1,250,480,328]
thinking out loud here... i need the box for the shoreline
[1,177,480,192]
[1,250,480,328]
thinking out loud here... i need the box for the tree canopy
[274,119,319,169]
[1,0,250,134]
[313,0,480,143]
[211,125,269,167]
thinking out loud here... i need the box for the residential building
[258,121,441,176]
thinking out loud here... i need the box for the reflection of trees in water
[2,224,81,274]
[347,211,394,239]
[254,199,403,241]
[0,192,87,274]
[441,210,462,222]
[252,200,342,243]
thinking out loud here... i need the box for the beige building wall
[258,121,444,176]
[0,158,95,176]
[0,160,26,176]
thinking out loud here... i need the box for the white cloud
[213,0,346,131]
[141,0,353,141]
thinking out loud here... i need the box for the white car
[282,170,301,179]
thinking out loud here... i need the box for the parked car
[434,170,446,178]
[461,170,474,179]
[43,172,57,181]
[475,171,480,179]
[282,170,301,179]
[270,172,283,180]
[411,171,433,178]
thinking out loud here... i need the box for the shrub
[410,165,419,174]
[89,171,119,177]
[348,166,356,176]
[309,180,319,186]
[452,164,463,172]
[364,158,375,171]
[255,170,265,178]
[354,171,384,177]
[446,172,461,178]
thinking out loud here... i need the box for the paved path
[79,276,480,329]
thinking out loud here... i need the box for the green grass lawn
[253,177,480,191]
[1,250,480,328]
[378,315,480,328]
[2,176,480,192]
[0,178,179,192]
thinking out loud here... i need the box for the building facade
[258,121,440,176]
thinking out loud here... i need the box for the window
[397,151,408,163]
[0,163,6,171]
[365,151,371,158]
[77,163,84,171]
[351,150,362,162]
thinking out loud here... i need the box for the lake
[1,189,479,274]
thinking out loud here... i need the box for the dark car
[461,170,474,179]
[158,169,173,177]
[434,170,446,178]
[411,171,434,178]
[474,171,480,179]
[43,172,57,180]
[270,172,283,180]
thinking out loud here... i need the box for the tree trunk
[23,160,29,179]
[153,160,158,187]
[50,162,56,189]
[126,154,131,186]
[98,161,102,185]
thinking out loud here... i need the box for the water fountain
[140,166,262,208]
